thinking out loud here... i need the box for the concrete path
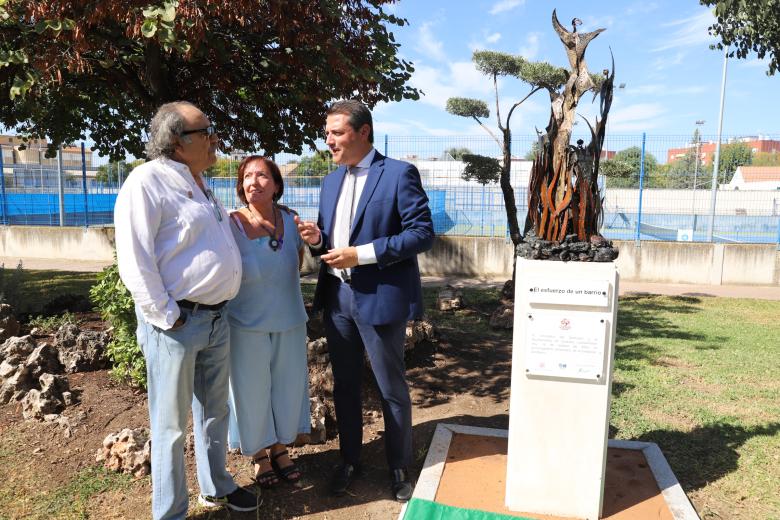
[5,255,780,300]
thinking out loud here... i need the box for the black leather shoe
[391,468,413,502]
[330,463,362,496]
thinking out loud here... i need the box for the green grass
[612,294,780,519]
[14,269,98,315]
[29,466,136,520]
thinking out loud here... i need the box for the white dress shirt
[328,148,378,279]
[114,157,242,330]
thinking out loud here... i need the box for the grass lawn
[612,294,780,520]
[7,268,98,316]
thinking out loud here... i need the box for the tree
[448,11,610,247]
[702,0,780,75]
[444,147,471,160]
[752,151,780,167]
[205,158,236,178]
[96,159,144,183]
[460,154,501,185]
[0,1,419,160]
[296,149,332,176]
[717,142,752,183]
[601,147,659,188]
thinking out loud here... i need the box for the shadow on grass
[615,295,725,369]
[637,421,780,492]
[189,414,509,520]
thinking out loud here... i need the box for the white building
[723,166,780,191]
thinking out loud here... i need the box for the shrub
[0,260,24,306]
[29,312,78,333]
[89,261,145,388]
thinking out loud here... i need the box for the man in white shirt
[296,100,434,502]
[114,101,257,519]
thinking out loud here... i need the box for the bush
[29,312,78,333]
[0,260,24,306]
[89,261,145,388]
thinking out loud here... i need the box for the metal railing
[1,134,778,246]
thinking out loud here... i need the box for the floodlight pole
[707,46,728,243]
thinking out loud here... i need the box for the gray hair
[327,99,374,143]
[145,101,196,159]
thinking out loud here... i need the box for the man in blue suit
[296,100,434,501]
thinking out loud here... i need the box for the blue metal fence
[1,135,779,246]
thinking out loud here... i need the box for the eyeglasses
[181,125,216,137]
[205,189,224,222]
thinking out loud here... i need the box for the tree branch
[506,86,543,128]
[472,115,502,148]
[493,73,504,132]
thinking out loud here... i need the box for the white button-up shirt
[328,148,378,279]
[114,157,242,330]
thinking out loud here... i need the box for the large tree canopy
[0,0,419,159]
[702,0,780,75]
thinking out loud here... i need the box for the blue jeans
[137,306,237,520]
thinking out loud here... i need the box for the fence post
[57,146,65,226]
[81,142,89,227]
[384,134,388,157]
[634,132,646,247]
[0,145,6,225]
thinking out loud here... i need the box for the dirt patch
[651,356,697,369]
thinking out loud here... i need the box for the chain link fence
[1,134,779,245]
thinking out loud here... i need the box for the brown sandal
[253,453,280,489]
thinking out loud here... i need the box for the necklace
[247,204,283,251]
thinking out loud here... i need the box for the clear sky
[371,0,780,141]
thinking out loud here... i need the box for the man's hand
[170,315,187,330]
[294,215,322,245]
[321,247,358,269]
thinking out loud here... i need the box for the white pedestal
[505,258,619,519]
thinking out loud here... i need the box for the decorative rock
[58,329,109,373]
[501,279,515,301]
[308,396,329,444]
[25,343,62,379]
[21,373,69,420]
[53,323,80,349]
[437,285,463,311]
[307,337,328,357]
[309,364,334,395]
[405,320,436,352]
[0,304,20,342]
[489,303,514,330]
[96,427,151,478]
[0,363,33,404]
[516,230,619,263]
[0,335,36,365]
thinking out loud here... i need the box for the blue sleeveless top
[226,209,308,332]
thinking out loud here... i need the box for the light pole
[707,46,729,243]
[691,119,705,231]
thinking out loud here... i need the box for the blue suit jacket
[312,151,434,325]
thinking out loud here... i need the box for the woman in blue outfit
[226,155,310,488]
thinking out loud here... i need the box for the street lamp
[691,119,705,231]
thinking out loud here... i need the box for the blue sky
[371,0,780,140]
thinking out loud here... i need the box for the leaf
[141,19,157,38]
[160,4,176,22]
[446,97,489,119]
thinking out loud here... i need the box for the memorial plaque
[524,311,607,380]
[527,279,610,307]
